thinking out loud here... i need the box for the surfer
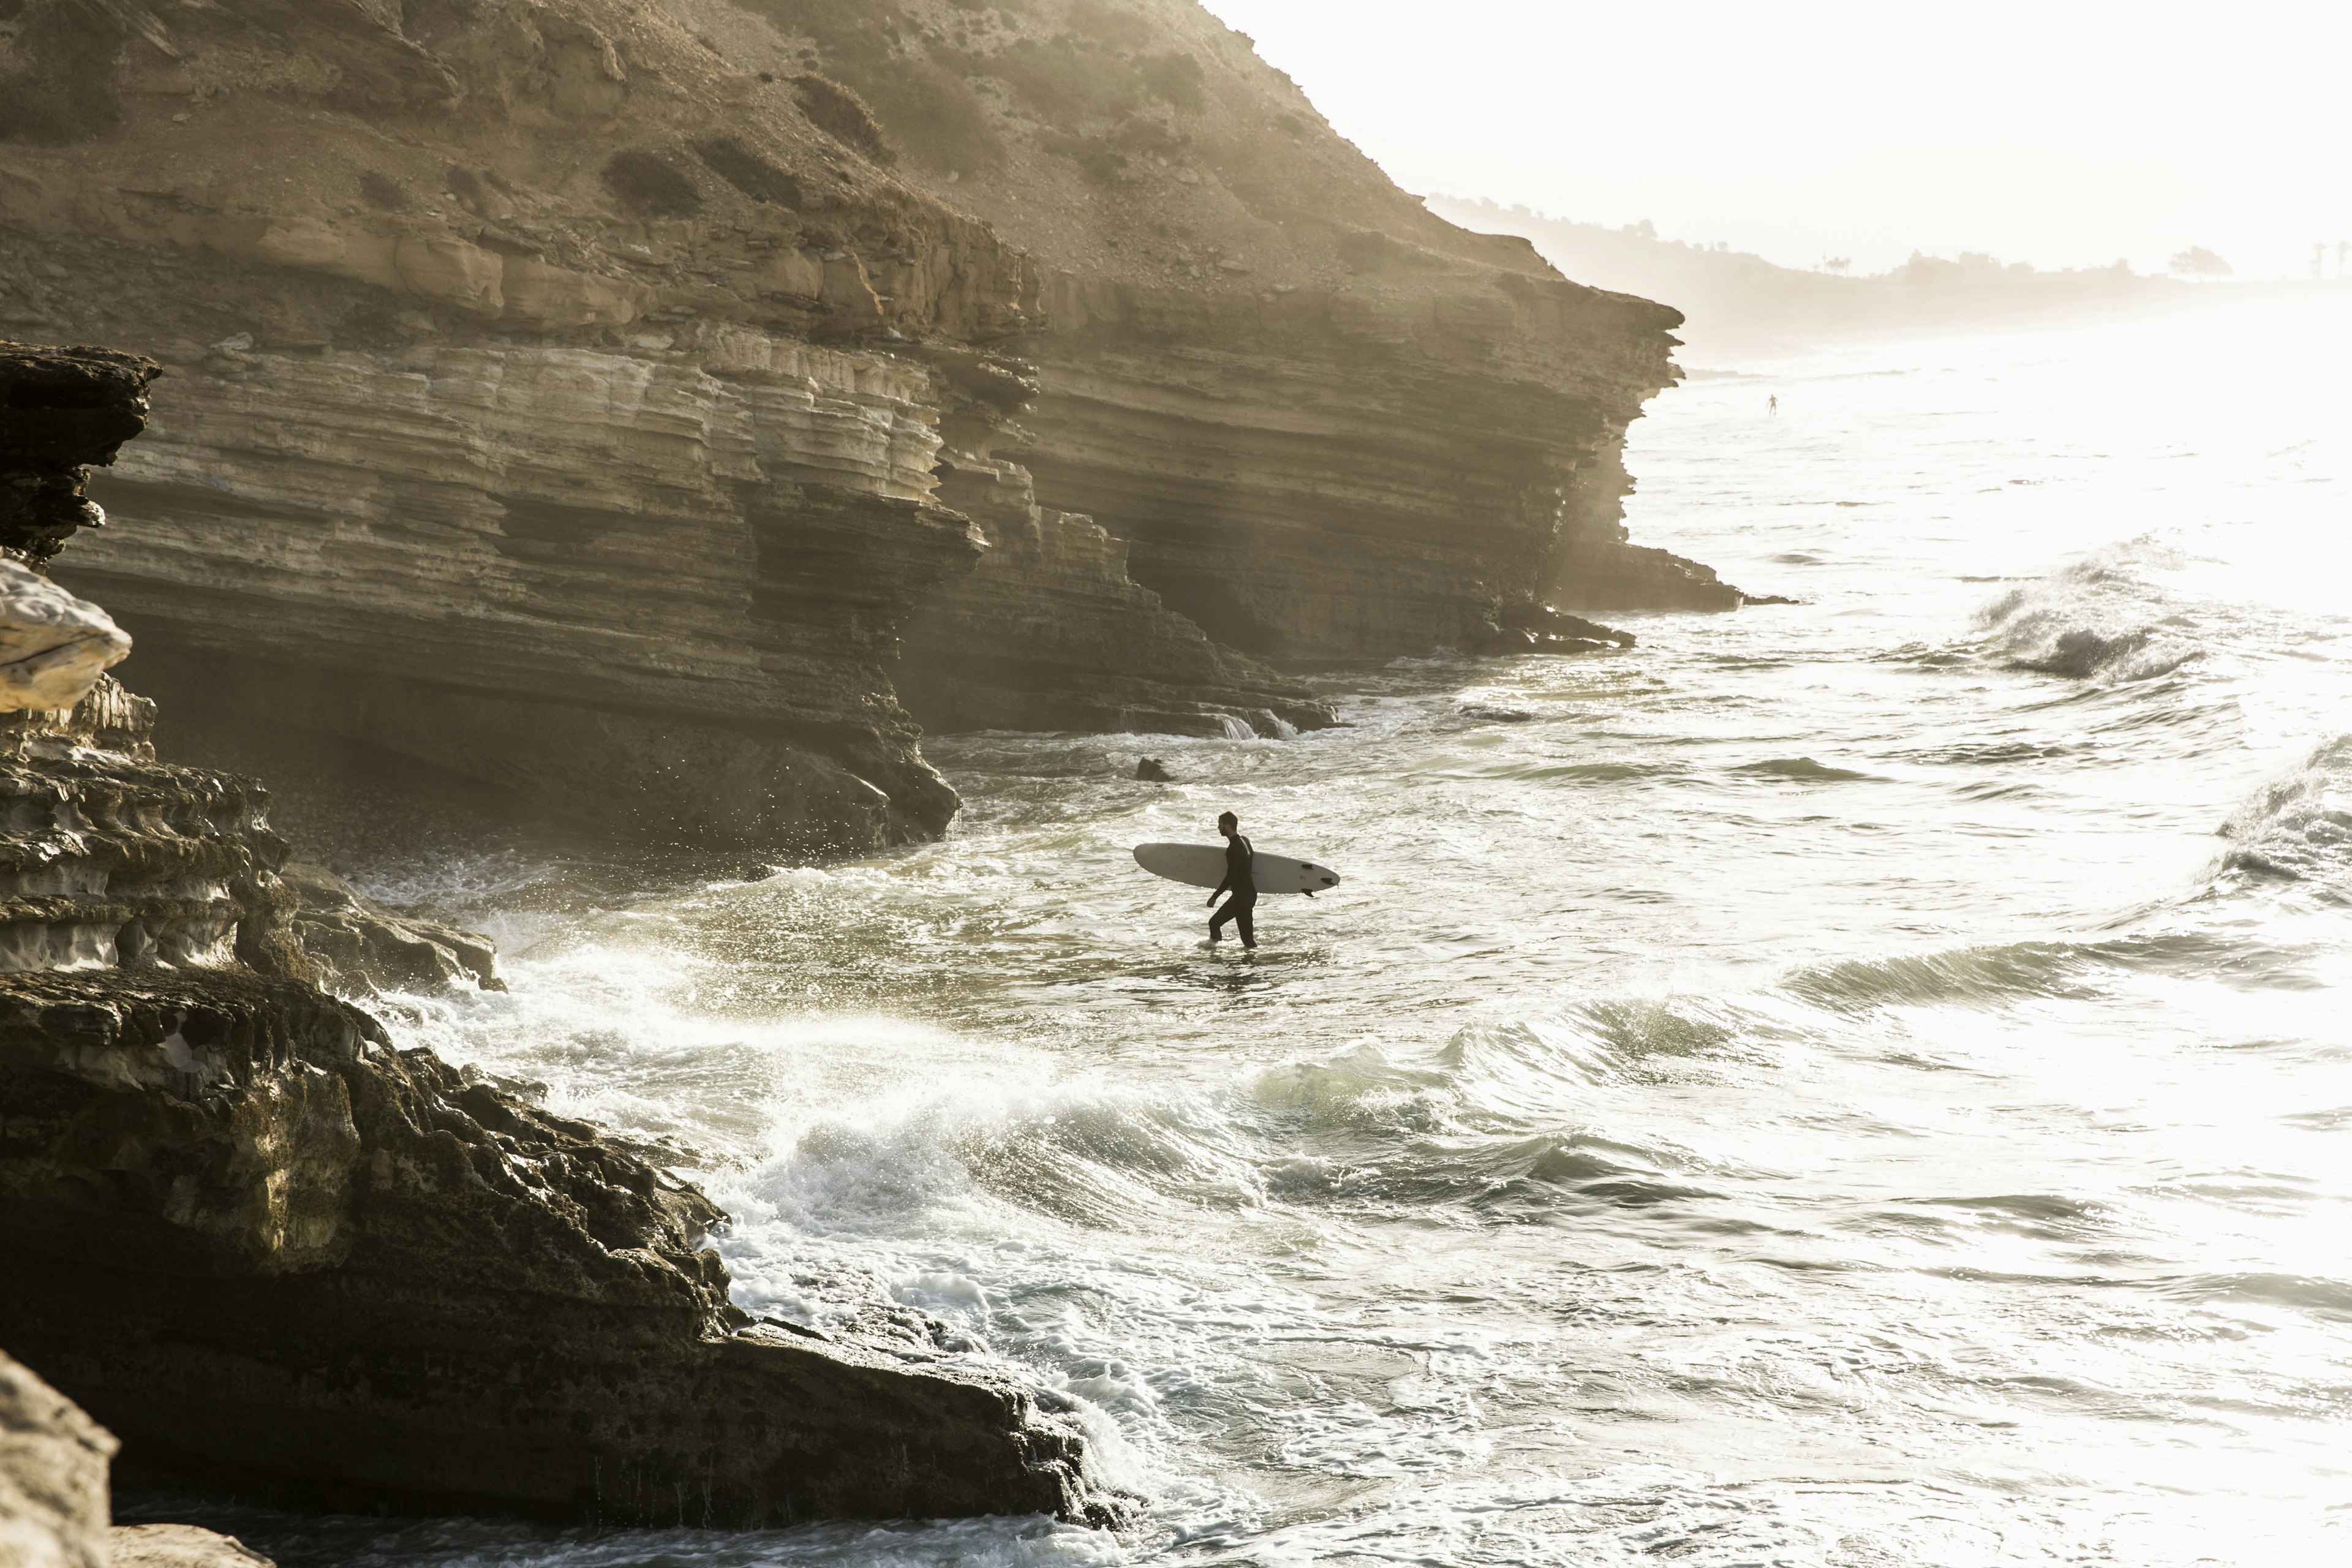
[1207,810,1257,949]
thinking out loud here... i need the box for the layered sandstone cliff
[676,0,1746,654]
[3,0,1734,851]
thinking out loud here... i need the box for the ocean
[160,296,2352,1566]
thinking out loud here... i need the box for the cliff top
[673,0,1679,326]
[0,0,1039,356]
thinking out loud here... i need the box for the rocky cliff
[0,339,1125,1531]
[676,0,1746,651]
[2,0,1733,851]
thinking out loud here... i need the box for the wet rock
[1475,603,1638,655]
[1134,756,1174,782]
[280,862,500,995]
[0,970,1125,1528]
[109,1524,274,1568]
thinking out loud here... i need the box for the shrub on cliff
[793,72,896,165]
[601,149,703,217]
[694,138,807,208]
[855,57,1005,172]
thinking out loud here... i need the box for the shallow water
[162,298,2352,1566]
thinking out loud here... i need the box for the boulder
[0,970,1124,1528]
[0,1349,115,1568]
[0,561,130,714]
[280,862,500,995]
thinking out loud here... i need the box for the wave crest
[2215,734,2352,897]
[1977,540,2201,682]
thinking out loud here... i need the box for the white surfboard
[1133,843,1342,895]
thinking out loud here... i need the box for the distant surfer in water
[1207,810,1257,949]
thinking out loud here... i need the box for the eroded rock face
[0,676,311,979]
[0,560,130,713]
[0,970,1123,1526]
[66,338,978,851]
[0,341,159,566]
[675,0,1746,657]
[281,862,500,997]
[900,450,1333,736]
[1,0,1039,850]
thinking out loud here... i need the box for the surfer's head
[1218,810,1238,836]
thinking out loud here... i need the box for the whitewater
[163,296,2352,1565]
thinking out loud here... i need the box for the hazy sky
[1200,0,2352,279]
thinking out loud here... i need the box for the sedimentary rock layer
[679,0,1745,656]
[0,674,311,978]
[900,450,1333,734]
[1,0,1041,850]
[63,334,979,850]
[0,969,1120,1526]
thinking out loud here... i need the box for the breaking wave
[2214,734,2352,898]
[1976,539,2203,682]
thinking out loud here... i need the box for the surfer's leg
[1237,894,1257,949]
[1209,897,1232,941]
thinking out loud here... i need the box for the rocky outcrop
[899,449,1332,735]
[1,1350,274,1568]
[0,673,311,980]
[0,340,157,567]
[0,560,131,710]
[1,1348,116,1568]
[0,335,1123,1530]
[0,970,1121,1526]
[281,862,500,996]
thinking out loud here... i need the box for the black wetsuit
[1210,833,1257,948]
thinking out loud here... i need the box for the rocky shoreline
[0,340,1128,1555]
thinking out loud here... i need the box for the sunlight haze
[1202,0,2352,277]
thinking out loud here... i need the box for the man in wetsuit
[1207,810,1257,949]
